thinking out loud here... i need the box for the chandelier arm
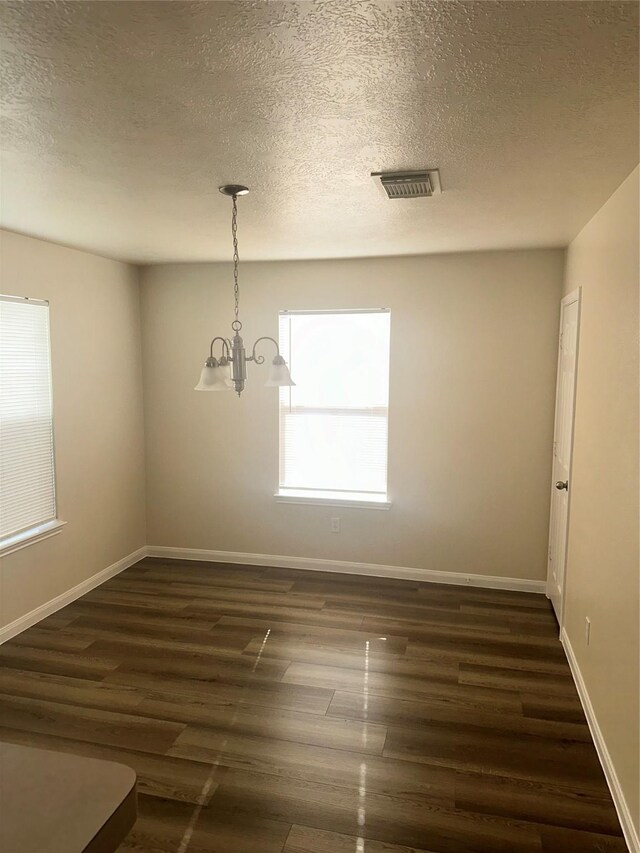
[249,336,280,365]
[209,336,231,360]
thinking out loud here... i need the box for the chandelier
[195,185,295,397]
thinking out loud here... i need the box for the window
[277,309,390,508]
[0,295,63,555]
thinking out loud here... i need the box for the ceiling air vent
[371,169,442,199]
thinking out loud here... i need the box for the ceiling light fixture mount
[219,184,249,197]
[195,184,295,397]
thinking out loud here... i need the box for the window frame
[274,308,391,510]
[0,294,64,556]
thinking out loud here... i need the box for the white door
[547,289,581,624]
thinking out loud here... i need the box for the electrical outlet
[331,517,340,533]
[585,617,591,645]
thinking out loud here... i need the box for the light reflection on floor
[356,638,370,852]
[251,627,271,672]
[178,627,272,853]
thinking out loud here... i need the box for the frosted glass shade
[194,363,231,391]
[265,355,295,387]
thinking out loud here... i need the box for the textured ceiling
[0,1,638,263]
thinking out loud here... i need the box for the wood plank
[32,613,79,631]
[8,628,93,652]
[244,638,449,678]
[292,584,462,613]
[383,724,609,791]
[222,616,407,653]
[454,770,623,836]
[62,606,219,635]
[449,589,551,610]
[327,691,591,742]
[459,663,577,696]
[335,600,516,632]
[109,648,291,684]
[169,730,456,805]
[81,632,266,662]
[114,582,328,611]
[508,619,561,639]
[363,615,512,639]
[282,661,522,710]
[108,570,295,594]
[62,598,196,622]
[405,633,567,664]
[105,669,333,714]
[80,588,192,612]
[262,567,419,591]
[118,791,292,853]
[539,825,628,852]
[139,699,388,753]
[460,603,555,622]
[185,601,367,629]
[521,691,587,724]
[61,620,259,653]
[0,668,144,714]
[405,624,569,672]
[284,824,438,853]
[0,693,185,755]
[208,767,543,853]
[0,644,120,679]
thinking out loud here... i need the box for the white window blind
[0,296,57,541]
[278,310,390,503]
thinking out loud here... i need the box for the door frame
[546,287,582,629]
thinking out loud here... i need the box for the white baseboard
[145,546,546,594]
[561,627,639,853]
[0,544,545,645]
[0,546,148,644]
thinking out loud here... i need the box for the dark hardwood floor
[0,558,626,853]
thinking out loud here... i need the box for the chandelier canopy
[195,185,295,397]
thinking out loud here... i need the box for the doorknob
[555,480,568,491]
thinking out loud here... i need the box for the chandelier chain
[231,194,241,329]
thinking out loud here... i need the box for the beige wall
[141,249,563,580]
[0,231,146,630]
[562,166,640,837]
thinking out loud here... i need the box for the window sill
[0,519,67,558]
[274,491,391,510]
